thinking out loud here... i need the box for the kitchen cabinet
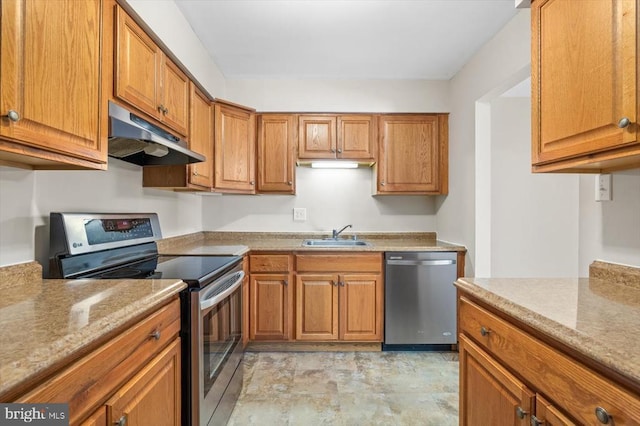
[0,0,107,170]
[295,253,383,342]
[376,114,448,194]
[298,114,376,160]
[115,5,190,138]
[14,298,181,425]
[249,254,293,341]
[531,0,640,172]
[214,100,256,194]
[142,83,214,191]
[458,294,640,425]
[257,114,297,194]
[106,338,181,426]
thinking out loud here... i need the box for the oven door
[190,264,244,426]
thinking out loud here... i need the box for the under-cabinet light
[310,161,359,169]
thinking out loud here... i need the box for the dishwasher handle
[386,259,455,266]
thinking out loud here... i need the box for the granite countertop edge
[0,278,186,399]
[454,277,639,385]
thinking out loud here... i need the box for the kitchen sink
[301,239,372,247]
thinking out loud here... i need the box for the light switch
[595,174,612,201]
[293,208,307,222]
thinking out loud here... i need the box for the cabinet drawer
[296,254,381,273]
[17,299,181,425]
[459,296,640,425]
[250,254,292,272]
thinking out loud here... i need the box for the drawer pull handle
[149,330,161,341]
[3,110,20,122]
[530,415,542,426]
[595,407,611,424]
[618,117,631,128]
[516,406,527,419]
[480,326,491,336]
[116,414,127,426]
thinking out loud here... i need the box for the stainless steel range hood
[107,101,205,166]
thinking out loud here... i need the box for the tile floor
[227,351,459,425]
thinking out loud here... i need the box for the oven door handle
[199,270,245,312]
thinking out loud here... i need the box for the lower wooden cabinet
[458,294,640,425]
[15,299,181,425]
[249,254,293,341]
[295,253,383,342]
[106,338,181,426]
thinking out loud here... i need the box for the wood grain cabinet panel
[295,274,340,341]
[214,101,256,193]
[250,273,293,340]
[115,5,189,138]
[531,0,640,172]
[339,274,383,341]
[298,114,376,160]
[257,114,296,194]
[458,295,640,425]
[0,0,106,169]
[106,338,181,426]
[376,114,448,194]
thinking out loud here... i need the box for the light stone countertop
[0,262,186,399]
[455,276,640,386]
[158,231,466,255]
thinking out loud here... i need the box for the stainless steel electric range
[48,212,244,426]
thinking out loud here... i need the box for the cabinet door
[107,338,181,426]
[459,335,534,426]
[377,114,447,194]
[214,103,256,193]
[250,273,292,340]
[0,0,105,164]
[339,274,383,341]
[295,274,339,340]
[532,0,638,171]
[80,407,107,426]
[338,115,376,160]
[160,57,189,137]
[257,114,296,193]
[298,115,337,159]
[115,6,163,122]
[534,395,576,426]
[188,84,214,189]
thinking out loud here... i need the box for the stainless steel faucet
[332,224,352,239]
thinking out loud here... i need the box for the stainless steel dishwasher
[384,251,458,349]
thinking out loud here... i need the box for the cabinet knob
[595,407,611,424]
[287,181,293,186]
[149,330,161,340]
[480,326,491,337]
[193,170,199,176]
[331,148,336,153]
[116,414,127,426]
[157,104,164,113]
[339,281,345,287]
[380,181,386,186]
[515,406,527,419]
[283,280,288,286]
[163,107,169,115]
[337,148,342,154]
[2,110,20,122]
[250,180,255,185]
[618,117,631,128]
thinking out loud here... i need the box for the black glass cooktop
[86,255,241,288]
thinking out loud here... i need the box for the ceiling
[174,0,519,80]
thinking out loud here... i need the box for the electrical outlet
[595,174,612,201]
[293,208,307,222]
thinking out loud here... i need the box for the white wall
[488,97,579,277]
[203,167,437,233]
[0,168,37,266]
[578,170,640,273]
[442,10,532,276]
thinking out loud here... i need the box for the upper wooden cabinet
[298,114,376,160]
[142,83,213,191]
[531,0,640,172]
[257,114,296,194]
[376,114,448,195]
[0,0,107,169]
[115,5,189,138]
[214,101,256,193]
